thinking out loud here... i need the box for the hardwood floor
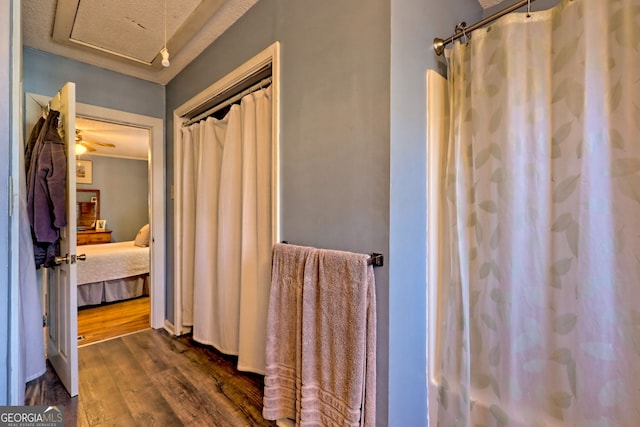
[26,329,278,426]
[78,296,150,346]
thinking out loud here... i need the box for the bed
[77,240,150,307]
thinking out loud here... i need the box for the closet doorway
[172,42,280,374]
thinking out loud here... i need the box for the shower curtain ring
[455,21,469,44]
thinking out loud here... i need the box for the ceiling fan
[75,129,116,155]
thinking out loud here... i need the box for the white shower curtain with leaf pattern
[437,0,640,425]
[180,87,273,374]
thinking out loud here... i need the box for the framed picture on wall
[76,159,93,184]
[96,219,107,231]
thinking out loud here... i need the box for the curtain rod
[433,0,538,55]
[182,76,272,127]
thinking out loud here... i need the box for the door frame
[6,0,22,405]
[25,94,166,328]
[426,69,448,427]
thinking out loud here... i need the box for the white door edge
[8,0,23,405]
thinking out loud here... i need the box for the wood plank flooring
[78,296,150,346]
[26,329,278,426]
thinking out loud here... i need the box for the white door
[45,82,79,397]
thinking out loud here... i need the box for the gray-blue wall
[167,0,484,424]
[389,0,481,424]
[77,155,149,242]
[23,48,164,118]
[166,0,391,422]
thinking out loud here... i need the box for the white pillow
[134,224,150,247]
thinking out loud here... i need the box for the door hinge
[43,314,48,327]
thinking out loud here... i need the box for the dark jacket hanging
[25,116,44,182]
[26,110,67,267]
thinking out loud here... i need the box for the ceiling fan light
[75,143,87,155]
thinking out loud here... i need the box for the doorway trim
[6,0,22,405]
[172,41,280,335]
[76,104,165,329]
[25,93,166,328]
[426,69,448,427]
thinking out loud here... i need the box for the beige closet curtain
[179,86,273,374]
[437,0,640,425]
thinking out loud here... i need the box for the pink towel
[263,244,377,426]
[263,243,315,421]
[300,248,376,427]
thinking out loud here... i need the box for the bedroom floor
[25,328,277,426]
[78,295,150,346]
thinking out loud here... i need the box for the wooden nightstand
[77,229,112,245]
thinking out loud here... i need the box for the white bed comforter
[77,241,150,285]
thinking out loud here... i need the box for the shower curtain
[179,86,273,374]
[437,0,640,425]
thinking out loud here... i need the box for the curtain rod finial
[433,38,445,56]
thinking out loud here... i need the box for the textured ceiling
[22,0,260,85]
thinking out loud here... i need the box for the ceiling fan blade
[83,140,117,148]
[83,143,97,152]
[76,130,116,148]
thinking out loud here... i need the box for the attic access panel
[53,0,225,67]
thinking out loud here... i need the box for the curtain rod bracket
[368,253,384,267]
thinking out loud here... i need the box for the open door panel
[45,82,79,397]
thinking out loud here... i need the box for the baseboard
[164,319,191,336]
[164,319,176,335]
